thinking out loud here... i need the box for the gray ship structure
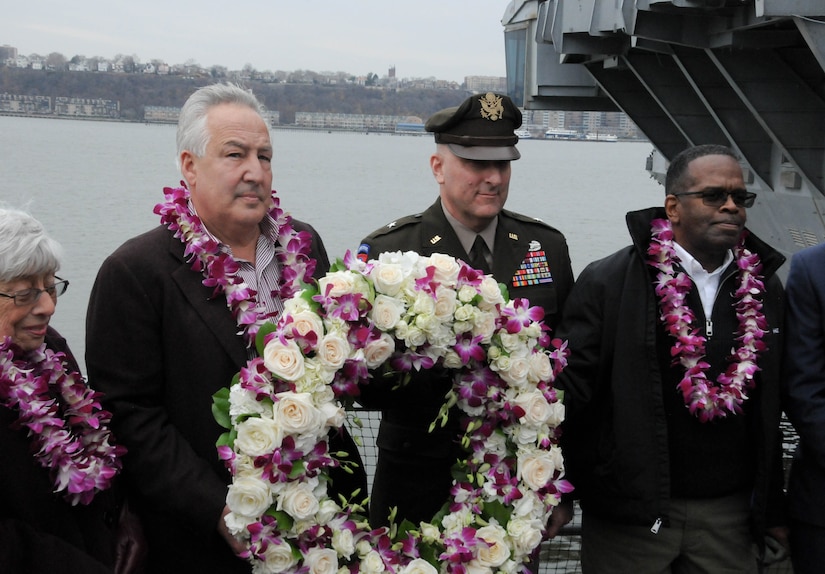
[501,0,825,276]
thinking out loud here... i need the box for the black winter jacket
[556,207,786,545]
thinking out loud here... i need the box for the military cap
[425,92,522,161]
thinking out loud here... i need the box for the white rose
[288,311,325,346]
[235,416,284,457]
[453,303,475,323]
[514,389,553,427]
[472,311,496,344]
[377,250,420,269]
[465,562,493,574]
[498,332,522,353]
[370,295,406,331]
[226,476,272,518]
[284,296,313,315]
[399,558,438,574]
[518,449,558,490]
[411,290,436,316]
[223,510,253,536]
[361,550,386,573]
[499,356,531,388]
[364,332,395,368]
[546,401,565,427]
[419,522,441,543]
[332,527,355,558]
[229,384,267,420]
[442,349,463,369]
[316,498,340,525]
[319,401,346,430]
[259,541,298,573]
[434,287,458,320]
[370,262,408,296]
[304,547,339,574]
[507,518,543,554]
[263,339,305,381]
[317,333,350,370]
[278,481,320,520]
[528,352,552,383]
[318,271,359,298]
[457,284,479,303]
[510,423,539,446]
[273,392,324,436]
[478,277,504,308]
[474,523,511,567]
[404,325,427,348]
[428,253,461,285]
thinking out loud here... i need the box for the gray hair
[0,208,62,283]
[176,82,267,159]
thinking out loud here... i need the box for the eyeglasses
[673,189,757,208]
[0,277,69,306]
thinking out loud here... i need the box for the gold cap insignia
[430,235,442,245]
[479,93,504,121]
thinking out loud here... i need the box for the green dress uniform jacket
[357,198,574,527]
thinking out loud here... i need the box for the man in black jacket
[356,93,574,536]
[556,144,788,572]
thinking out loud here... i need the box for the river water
[0,115,664,369]
[0,116,798,573]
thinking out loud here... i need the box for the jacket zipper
[650,517,662,534]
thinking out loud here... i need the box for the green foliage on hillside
[0,67,468,123]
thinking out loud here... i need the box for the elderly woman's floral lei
[154,184,315,345]
[212,250,573,573]
[0,338,125,505]
[647,218,767,422]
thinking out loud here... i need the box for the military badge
[479,92,504,121]
[511,248,554,287]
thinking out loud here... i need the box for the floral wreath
[154,184,316,346]
[0,337,125,506]
[647,218,767,422]
[212,249,572,573]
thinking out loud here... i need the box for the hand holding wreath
[212,250,572,573]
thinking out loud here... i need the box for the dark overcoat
[86,222,366,573]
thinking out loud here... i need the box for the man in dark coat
[782,242,825,573]
[86,83,366,573]
[356,93,574,534]
[555,144,788,572]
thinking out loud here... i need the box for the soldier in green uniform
[356,93,575,539]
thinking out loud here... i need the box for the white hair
[0,207,62,283]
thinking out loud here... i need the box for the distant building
[0,45,17,65]
[464,76,507,93]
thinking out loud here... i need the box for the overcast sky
[1,1,513,83]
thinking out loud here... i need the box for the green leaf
[211,387,231,429]
[499,281,510,302]
[288,459,306,479]
[556,389,565,404]
[255,321,278,356]
[483,499,512,526]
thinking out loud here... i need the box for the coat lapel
[167,236,248,369]
[492,214,528,287]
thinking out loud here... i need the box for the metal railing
[346,409,796,573]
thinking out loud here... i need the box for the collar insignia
[430,235,442,245]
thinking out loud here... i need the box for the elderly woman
[0,208,131,573]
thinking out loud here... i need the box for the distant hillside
[0,67,469,123]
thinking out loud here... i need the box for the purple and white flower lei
[154,184,316,346]
[0,338,125,505]
[647,218,768,421]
